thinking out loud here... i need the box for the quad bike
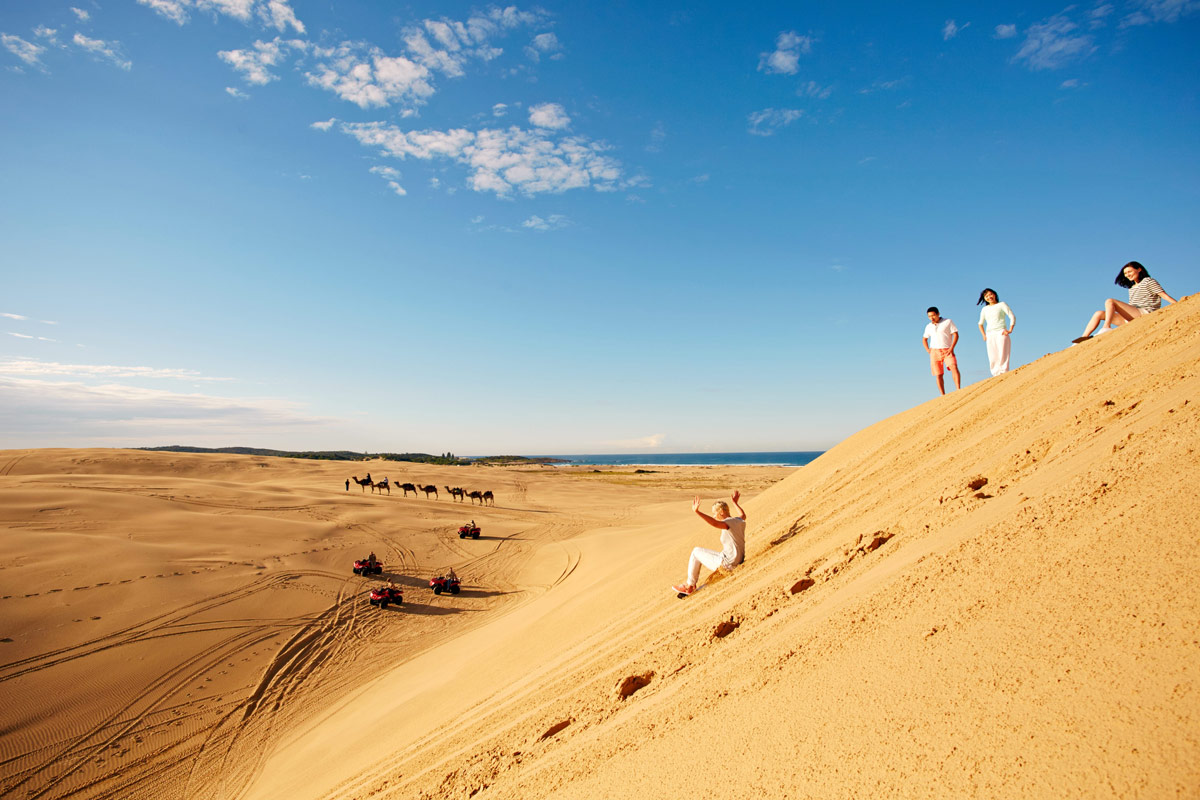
[429,574,462,595]
[457,523,481,539]
[353,558,384,576]
[368,585,403,609]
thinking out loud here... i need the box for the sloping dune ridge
[3,297,1198,799]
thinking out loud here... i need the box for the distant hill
[136,446,564,465]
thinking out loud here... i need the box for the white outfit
[686,516,746,586]
[978,302,1015,376]
[923,318,958,349]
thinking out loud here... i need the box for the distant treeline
[137,446,564,465]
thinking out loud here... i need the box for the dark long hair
[1115,261,1149,289]
[976,288,999,305]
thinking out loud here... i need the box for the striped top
[1128,277,1167,312]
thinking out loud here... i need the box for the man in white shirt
[922,306,961,395]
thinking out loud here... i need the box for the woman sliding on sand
[1073,261,1178,343]
[977,288,1015,376]
[673,491,746,596]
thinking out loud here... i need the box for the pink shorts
[930,348,958,375]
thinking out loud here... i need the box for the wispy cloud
[70,7,91,22]
[340,122,627,196]
[369,165,407,196]
[225,85,249,98]
[758,30,812,75]
[994,24,1018,39]
[1089,4,1115,27]
[2,312,29,321]
[310,117,336,131]
[492,102,508,117]
[7,332,34,339]
[220,37,304,85]
[1013,11,1096,70]
[525,31,561,61]
[942,19,970,40]
[646,121,666,152]
[1120,0,1200,26]
[0,377,330,445]
[402,7,544,77]
[747,108,803,136]
[0,358,233,381]
[606,433,666,449]
[522,214,570,231]
[137,0,305,34]
[797,80,832,99]
[528,102,570,129]
[73,33,132,70]
[2,33,47,67]
[858,77,907,95]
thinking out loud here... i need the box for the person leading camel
[672,491,746,596]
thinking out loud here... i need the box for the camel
[466,490,483,505]
[351,476,373,493]
[482,490,494,506]
[418,484,438,499]
[399,482,418,497]
[374,477,390,495]
[445,486,466,502]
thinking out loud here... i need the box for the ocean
[541,451,823,467]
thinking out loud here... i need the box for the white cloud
[0,376,329,445]
[7,332,34,339]
[0,358,232,381]
[226,85,249,98]
[1060,78,1081,88]
[2,34,46,67]
[306,42,434,109]
[1013,11,1096,70]
[522,214,570,231]
[747,108,803,137]
[402,7,544,77]
[525,31,560,61]
[220,37,302,85]
[1089,4,1115,27]
[71,7,91,21]
[2,312,29,320]
[73,33,132,70]
[310,117,336,131]
[136,0,305,33]
[470,215,485,224]
[943,19,970,40]
[369,165,407,196]
[606,433,666,449]
[758,30,812,75]
[994,23,1018,38]
[858,77,907,94]
[797,80,832,99]
[529,102,570,129]
[1121,0,1199,26]
[492,102,508,117]
[341,121,627,197]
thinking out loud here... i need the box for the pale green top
[979,301,1015,332]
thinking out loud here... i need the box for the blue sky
[2,1,1198,455]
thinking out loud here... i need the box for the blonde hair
[711,501,729,516]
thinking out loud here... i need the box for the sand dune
[3,297,1198,799]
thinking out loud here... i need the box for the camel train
[348,477,492,504]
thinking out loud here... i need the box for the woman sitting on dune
[673,491,746,596]
[1073,261,1178,343]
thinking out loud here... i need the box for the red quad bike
[353,558,384,576]
[429,574,462,595]
[457,523,481,539]
[368,585,403,609]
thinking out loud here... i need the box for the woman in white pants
[672,491,746,595]
[977,288,1015,376]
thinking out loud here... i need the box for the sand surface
[2,296,1199,799]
